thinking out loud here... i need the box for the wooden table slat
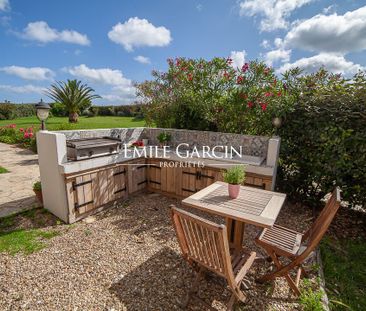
[182,181,286,228]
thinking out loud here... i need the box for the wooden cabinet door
[70,173,95,217]
[161,161,176,194]
[181,167,198,197]
[148,160,162,190]
[111,165,128,200]
[93,168,113,207]
[244,173,266,190]
[196,168,217,191]
[128,160,147,193]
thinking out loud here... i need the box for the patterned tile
[55,127,270,158]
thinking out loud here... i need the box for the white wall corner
[36,131,69,222]
[266,136,281,167]
[266,136,281,191]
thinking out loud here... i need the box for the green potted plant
[223,165,246,199]
[33,181,43,204]
[157,132,171,147]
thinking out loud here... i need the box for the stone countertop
[59,150,274,176]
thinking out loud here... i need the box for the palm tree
[46,79,101,123]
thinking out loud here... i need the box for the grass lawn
[321,237,366,310]
[0,166,9,173]
[0,209,60,255]
[0,116,146,130]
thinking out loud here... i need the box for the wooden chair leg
[182,268,204,309]
[227,293,237,311]
[258,251,301,296]
[300,265,308,278]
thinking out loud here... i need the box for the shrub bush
[278,69,366,208]
[14,104,36,118]
[137,57,366,208]
[50,102,67,117]
[137,58,293,134]
[0,124,37,152]
[97,106,115,116]
[0,103,36,119]
[0,135,17,144]
[0,103,16,120]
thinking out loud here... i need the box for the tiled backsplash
[56,127,269,158]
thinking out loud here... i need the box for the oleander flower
[241,63,249,72]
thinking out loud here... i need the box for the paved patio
[0,143,41,217]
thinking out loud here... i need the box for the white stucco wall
[36,131,69,222]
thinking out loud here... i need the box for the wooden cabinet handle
[114,187,127,194]
[72,180,92,191]
[74,200,94,209]
[113,169,126,176]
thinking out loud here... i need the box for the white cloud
[134,55,151,64]
[285,6,366,54]
[261,39,270,49]
[239,0,314,31]
[196,4,203,12]
[323,4,336,14]
[0,0,10,11]
[230,50,246,69]
[0,84,46,94]
[274,37,284,48]
[108,17,172,51]
[100,93,135,103]
[21,21,90,45]
[65,64,136,103]
[0,65,54,81]
[65,64,131,86]
[265,49,291,66]
[278,53,364,75]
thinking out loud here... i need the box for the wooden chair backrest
[300,187,341,259]
[171,206,234,280]
[263,188,342,279]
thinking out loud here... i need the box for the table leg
[226,218,245,253]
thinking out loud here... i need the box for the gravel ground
[0,193,317,311]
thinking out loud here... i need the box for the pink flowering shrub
[136,57,294,135]
[0,124,37,152]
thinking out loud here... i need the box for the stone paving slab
[0,143,41,218]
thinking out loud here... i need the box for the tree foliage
[137,57,293,134]
[46,80,100,123]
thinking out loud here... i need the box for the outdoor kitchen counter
[59,151,275,176]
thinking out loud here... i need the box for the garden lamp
[272,117,282,136]
[35,99,50,130]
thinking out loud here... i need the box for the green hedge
[278,69,366,208]
[0,103,36,120]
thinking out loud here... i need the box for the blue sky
[0,0,365,105]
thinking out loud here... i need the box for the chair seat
[256,225,303,257]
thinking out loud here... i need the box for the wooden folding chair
[171,206,256,310]
[255,187,341,295]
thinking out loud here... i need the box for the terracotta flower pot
[34,189,43,205]
[228,184,240,199]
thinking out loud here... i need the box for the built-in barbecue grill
[66,137,122,161]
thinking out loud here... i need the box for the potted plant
[33,181,43,204]
[157,132,171,147]
[223,165,246,199]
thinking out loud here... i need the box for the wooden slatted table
[182,181,286,253]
